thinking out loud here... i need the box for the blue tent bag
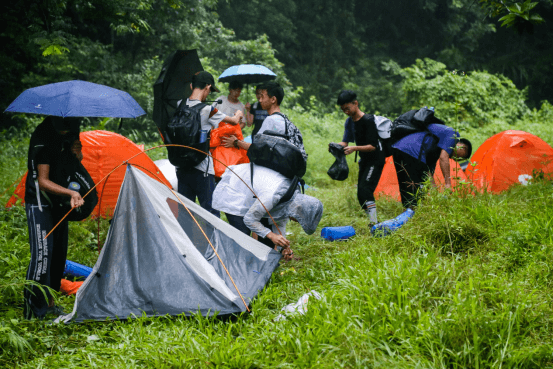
[321,226,356,241]
[371,209,415,237]
[64,260,93,278]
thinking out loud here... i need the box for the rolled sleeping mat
[371,208,415,237]
[64,260,93,278]
[321,226,356,241]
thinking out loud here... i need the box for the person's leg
[49,217,69,295]
[392,149,425,209]
[357,160,385,224]
[176,168,198,203]
[225,213,251,235]
[24,204,55,319]
[195,172,220,218]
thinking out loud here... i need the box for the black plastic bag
[327,142,349,181]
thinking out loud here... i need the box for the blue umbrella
[5,80,146,118]
[218,64,276,84]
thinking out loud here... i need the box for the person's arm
[221,135,251,150]
[438,149,451,188]
[246,103,254,126]
[37,164,84,208]
[343,144,376,155]
[221,109,244,126]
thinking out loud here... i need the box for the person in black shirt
[24,116,85,319]
[333,90,385,226]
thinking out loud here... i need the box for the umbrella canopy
[218,64,276,84]
[5,80,146,118]
[153,50,204,133]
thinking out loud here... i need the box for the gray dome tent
[56,165,281,323]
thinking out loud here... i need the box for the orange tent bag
[210,123,250,178]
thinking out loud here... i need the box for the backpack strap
[271,112,289,138]
[250,161,256,198]
[276,176,303,206]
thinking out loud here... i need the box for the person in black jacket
[333,90,385,226]
[23,116,84,319]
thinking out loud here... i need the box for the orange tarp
[60,279,83,295]
[6,130,170,217]
[375,156,468,201]
[466,130,553,193]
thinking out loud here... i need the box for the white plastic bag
[275,291,321,321]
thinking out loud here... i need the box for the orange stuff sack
[466,130,553,193]
[60,279,84,295]
[210,123,249,178]
[375,156,469,201]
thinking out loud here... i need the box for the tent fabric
[55,165,281,323]
[466,130,553,193]
[375,156,469,201]
[6,130,170,217]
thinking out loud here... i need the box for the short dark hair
[229,81,243,90]
[455,138,473,159]
[259,81,284,105]
[337,90,357,105]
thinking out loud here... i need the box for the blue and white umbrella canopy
[5,80,146,118]
[218,64,277,84]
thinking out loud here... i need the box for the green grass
[1,110,553,368]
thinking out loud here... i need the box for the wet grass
[1,114,553,367]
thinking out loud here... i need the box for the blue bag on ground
[321,226,356,241]
[64,260,93,278]
[371,208,414,236]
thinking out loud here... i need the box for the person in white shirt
[176,71,243,217]
[213,81,246,129]
[212,163,323,258]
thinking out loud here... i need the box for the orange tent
[375,156,468,201]
[6,130,170,217]
[466,130,553,193]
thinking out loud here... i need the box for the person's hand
[282,247,294,261]
[70,192,84,209]
[344,146,356,155]
[234,110,244,119]
[245,102,251,111]
[267,232,290,248]
[221,135,238,148]
[71,140,83,161]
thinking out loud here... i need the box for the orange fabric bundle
[60,279,84,295]
[210,123,249,178]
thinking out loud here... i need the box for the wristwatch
[233,139,239,148]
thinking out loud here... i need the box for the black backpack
[45,147,98,221]
[164,102,210,169]
[247,130,307,179]
[390,107,445,142]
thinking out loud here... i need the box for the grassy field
[1,110,552,368]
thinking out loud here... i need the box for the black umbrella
[153,50,204,132]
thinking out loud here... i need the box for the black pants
[24,203,68,319]
[176,167,220,218]
[357,159,385,209]
[225,213,251,236]
[392,148,437,209]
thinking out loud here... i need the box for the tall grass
[1,108,553,368]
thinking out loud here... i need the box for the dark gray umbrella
[153,50,204,132]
